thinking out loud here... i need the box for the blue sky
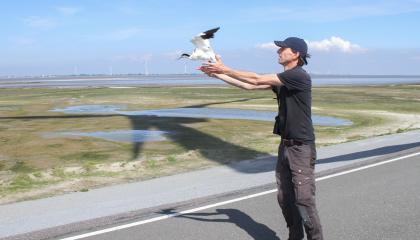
[1,0,420,76]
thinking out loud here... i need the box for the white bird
[179,27,220,62]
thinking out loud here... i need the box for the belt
[282,139,304,147]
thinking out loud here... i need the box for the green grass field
[0,84,419,203]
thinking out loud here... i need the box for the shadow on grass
[0,98,273,173]
[158,208,281,240]
[3,97,416,174]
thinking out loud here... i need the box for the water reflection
[52,105,352,127]
[45,130,168,143]
[53,105,122,114]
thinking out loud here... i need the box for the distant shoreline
[2,73,420,81]
[0,74,419,88]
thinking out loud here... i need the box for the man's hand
[198,64,215,77]
[200,55,230,75]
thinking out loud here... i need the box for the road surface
[58,152,420,240]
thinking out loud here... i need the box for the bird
[179,27,220,62]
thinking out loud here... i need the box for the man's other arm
[201,56,284,86]
[212,73,272,90]
[223,70,283,86]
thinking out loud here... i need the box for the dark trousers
[275,141,323,240]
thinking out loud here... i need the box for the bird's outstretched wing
[182,27,219,61]
[190,27,220,49]
[201,27,220,39]
[190,36,209,49]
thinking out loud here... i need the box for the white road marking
[60,151,420,240]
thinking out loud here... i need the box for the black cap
[274,37,309,65]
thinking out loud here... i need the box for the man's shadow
[317,141,420,164]
[159,208,281,240]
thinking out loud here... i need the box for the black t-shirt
[272,66,315,142]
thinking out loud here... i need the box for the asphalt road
[57,153,420,240]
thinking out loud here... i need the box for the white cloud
[256,37,366,54]
[307,37,366,53]
[56,6,81,16]
[23,16,56,30]
[255,42,277,50]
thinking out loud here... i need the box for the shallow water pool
[52,105,352,127]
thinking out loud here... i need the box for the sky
[1,0,420,76]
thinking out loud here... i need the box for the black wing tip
[207,27,220,32]
[201,27,220,39]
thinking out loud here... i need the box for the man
[199,37,323,240]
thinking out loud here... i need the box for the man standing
[199,37,323,240]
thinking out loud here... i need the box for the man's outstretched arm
[210,73,272,90]
[201,56,284,87]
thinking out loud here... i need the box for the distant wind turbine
[142,54,152,75]
[179,27,220,62]
[144,59,149,75]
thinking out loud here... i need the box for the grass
[10,161,35,173]
[8,174,35,191]
[167,155,177,164]
[0,162,6,171]
[0,84,419,203]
